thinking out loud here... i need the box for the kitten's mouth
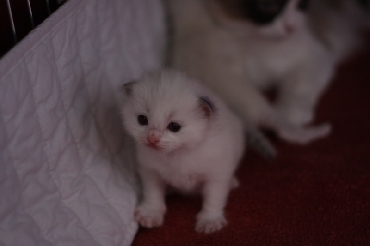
[146,142,162,150]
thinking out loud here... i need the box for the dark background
[0,0,65,58]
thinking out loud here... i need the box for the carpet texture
[132,46,370,245]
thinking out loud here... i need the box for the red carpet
[132,47,370,245]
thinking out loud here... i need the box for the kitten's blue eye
[167,122,181,132]
[137,115,148,126]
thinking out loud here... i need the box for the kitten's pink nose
[147,135,160,144]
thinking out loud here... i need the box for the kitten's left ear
[122,81,136,96]
[198,96,215,118]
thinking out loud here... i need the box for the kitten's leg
[272,117,332,144]
[207,75,331,144]
[135,168,166,228]
[274,84,333,142]
[196,179,230,234]
[276,81,323,126]
[275,53,334,126]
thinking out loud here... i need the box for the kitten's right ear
[122,81,135,96]
[198,96,215,118]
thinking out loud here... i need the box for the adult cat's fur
[309,0,370,61]
[121,70,248,233]
[167,0,367,144]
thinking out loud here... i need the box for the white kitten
[121,70,246,233]
[167,0,366,144]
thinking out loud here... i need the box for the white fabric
[0,0,165,245]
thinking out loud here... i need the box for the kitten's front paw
[135,205,165,228]
[195,212,227,234]
[277,106,314,126]
[279,122,332,144]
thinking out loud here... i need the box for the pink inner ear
[200,103,212,118]
[199,97,214,118]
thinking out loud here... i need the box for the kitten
[167,0,367,144]
[121,70,247,233]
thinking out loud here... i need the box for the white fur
[168,0,367,144]
[309,0,370,62]
[121,70,245,233]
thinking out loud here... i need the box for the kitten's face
[211,0,308,39]
[122,77,212,153]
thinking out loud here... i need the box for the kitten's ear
[198,96,215,118]
[122,81,135,96]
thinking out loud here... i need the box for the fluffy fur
[309,0,370,61]
[167,0,368,144]
[121,70,246,233]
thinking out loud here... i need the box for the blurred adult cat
[167,0,368,144]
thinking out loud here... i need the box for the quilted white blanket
[0,0,165,245]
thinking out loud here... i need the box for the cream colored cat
[167,0,368,144]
